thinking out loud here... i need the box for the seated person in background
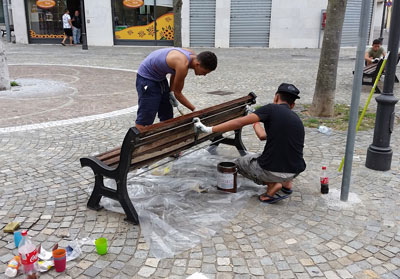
[365,39,386,65]
[195,83,306,204]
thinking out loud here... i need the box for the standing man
[135,48,217,130]
[195,83,306,204]
[365,39,386,65]
[71,10,81,45]
[61,9,73,46]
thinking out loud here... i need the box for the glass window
[27,0,67,39]
[113,0,173,41]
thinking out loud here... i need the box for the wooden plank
[138,94,254,137]
[103,107,245,167]
[128,132,222,170]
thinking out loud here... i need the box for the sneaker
[61,42,65,46]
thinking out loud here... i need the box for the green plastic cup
[95,237,107,255]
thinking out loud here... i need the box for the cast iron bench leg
[117,177,139,224]
[87,174,105,211]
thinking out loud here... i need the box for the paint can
[216,162,237,193]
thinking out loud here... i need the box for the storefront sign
[36,0,56,9]
[123,0,144,8]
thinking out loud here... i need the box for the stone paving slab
[0,41,399,278]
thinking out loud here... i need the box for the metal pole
[80,0,88,50]
[2,0,10,42]
[379,0,387,41]
[340,0,372,201]
[365,0,400,171]
[318,9,325,49]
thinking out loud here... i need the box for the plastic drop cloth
[100,149,262,258]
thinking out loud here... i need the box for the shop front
[112,0,174,45]
[26,0,81,43]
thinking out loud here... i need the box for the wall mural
[115,12,174,40]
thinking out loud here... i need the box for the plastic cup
[52,248,66,272]
[14,231,22,248]
[95,237,107,255]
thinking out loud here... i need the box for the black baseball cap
[277,83,300,99]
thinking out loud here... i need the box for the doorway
[26,0,85,44]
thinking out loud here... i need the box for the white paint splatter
[321,188,362,209]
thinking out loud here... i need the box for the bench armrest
[80,156,117,178]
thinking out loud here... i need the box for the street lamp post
[379,0,387,42]
[2,0,10,42]
[365,0,400,171]
[80,0,88,50]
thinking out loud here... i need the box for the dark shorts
[64,28,72,37]
[135,74,173,126]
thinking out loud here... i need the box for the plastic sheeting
[100,149,262,258]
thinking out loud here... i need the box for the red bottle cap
[21,231,27,236]
[322,166,326,170]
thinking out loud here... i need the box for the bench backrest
[97,93,257,173]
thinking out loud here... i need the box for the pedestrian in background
[61,9,73,46]
[72,10,81,45]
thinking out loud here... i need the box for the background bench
[361,59,384,93]
[360,53,400,93]
[80,93,257,224]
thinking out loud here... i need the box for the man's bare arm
[170,65,195,111]
[253,122,266,140]
[212,113,261,133]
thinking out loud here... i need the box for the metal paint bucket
[216,162,237,193]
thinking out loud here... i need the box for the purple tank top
[137,48,193,81]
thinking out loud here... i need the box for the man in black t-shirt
[71,10,82,44]
[194,83,306,203]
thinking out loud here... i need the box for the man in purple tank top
[135,47,217,130]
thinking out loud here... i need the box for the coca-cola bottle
[320,166,329,194]
[18,231,39,279]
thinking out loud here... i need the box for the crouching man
[195,83,306,203]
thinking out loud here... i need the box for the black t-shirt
[72,15,82,29]
[254,103,306,173]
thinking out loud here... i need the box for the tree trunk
[173,0,182,47]
[310,0,347,117]
[0,40,10,91]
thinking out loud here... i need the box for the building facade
[11,0,379,48]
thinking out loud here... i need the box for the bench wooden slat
[138,95,253,137]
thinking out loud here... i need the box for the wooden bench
[361,59,384,93]
[360,53,400,93]
[80,93,257,224]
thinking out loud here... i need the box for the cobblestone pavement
[0,41,399,279]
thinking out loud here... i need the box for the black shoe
[61,42,65,46]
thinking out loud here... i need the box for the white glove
[193,118,213,134]
[169,92,179,107]
[372,58,380,63]
[245,105,255,114]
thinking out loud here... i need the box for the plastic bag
[317,125,332,135]
[101,149,262,258]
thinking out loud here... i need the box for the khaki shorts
[235,154,297,185]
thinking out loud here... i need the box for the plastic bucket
[216,162,237,193]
